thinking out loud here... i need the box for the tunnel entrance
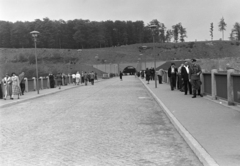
[123,66,136,75]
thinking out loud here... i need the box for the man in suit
[181,60,192,95]
[168,63,178,91]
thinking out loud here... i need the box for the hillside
[0,40,240,77]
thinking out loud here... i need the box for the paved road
[0,76,202,166]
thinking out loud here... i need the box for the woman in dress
[75,71,81,85]
[2,73,12,100]
[11,73,21,99]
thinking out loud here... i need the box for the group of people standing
[143,67,155,84]
[72,71,97,87]
[168,59,203,98]
[0,72,25,100]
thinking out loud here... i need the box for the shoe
[185,93,187,95]
[198,94,203,97]
[4,98,6,100]
[11,98,14,100]
[192,95,196,98]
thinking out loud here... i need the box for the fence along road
[0,76,202,166]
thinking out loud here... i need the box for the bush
[188,42,195,48]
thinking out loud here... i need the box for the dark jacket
[168,67,177,77]
[181,66,190,80]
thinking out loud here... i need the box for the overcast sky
[0,0,239,42]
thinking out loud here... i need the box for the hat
[192,59,196,62]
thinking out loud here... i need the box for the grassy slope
[0,40,240,77]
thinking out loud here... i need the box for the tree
[218,17,227,40]
[210,23,213,41]
[179,24,187,42]
[231,22,240,41]
[165,29,173,42]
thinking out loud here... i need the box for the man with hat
[168,63,178,91]
[189,59,202,98]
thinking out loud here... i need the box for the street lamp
[139,46,149,70]
[110,63,112,74]
[30,30,40,94]
[149,24,158,88]
[104,60,107,72]
[138,57,141,71]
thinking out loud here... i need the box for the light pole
[110,63,112,74]
[139,46,148,70]
[139,54,143,70]
[30,31,40,94]
[104,60,107,73]
[149,24,157,88]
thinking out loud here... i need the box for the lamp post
[149,24,158,88]
[30,31,40,94]
[139,46,148,70]
[110,63,112,74]
[104,60,107,72]
[138,57,141,71]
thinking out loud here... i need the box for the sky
[0,0,240,42]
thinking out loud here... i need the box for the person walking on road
[11,73,21,100]
[56,73,62,89]
[119,71,123,81]
[189,59,203,98]
[145,68,151,84]
[75,71,81,85]
[72,73,76,85]
[2,73,12,100]
[168,63,178,91]
[49,73,55,88]
[181,61,192,95]
[84,72,88,85]
[158,68,163,84]
[90,71,95,85]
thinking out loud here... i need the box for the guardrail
[161,69,240,106]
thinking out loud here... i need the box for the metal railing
[161,69,240,106]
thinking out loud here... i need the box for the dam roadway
[0,76,202,166]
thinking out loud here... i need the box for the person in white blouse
[75,71,81,85]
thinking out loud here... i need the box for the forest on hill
[0,18,189,49]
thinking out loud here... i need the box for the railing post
[32,77,36,91]
[211,69,217,100]
[200,69,206,95]
[47,76,50,89]
[40,77,43,89]
[62,76,64,86]
[24,78,28,92]
[227,69,235,105]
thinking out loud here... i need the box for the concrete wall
[93,61,166,73]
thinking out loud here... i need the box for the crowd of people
[167,59,203,98]
[137,59,203,99]
[0,72,25,100]
[0,71,98,100]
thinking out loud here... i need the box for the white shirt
[184,65,189,74]
[72,74,76,78]
[76,73,81,78]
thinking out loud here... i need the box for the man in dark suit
[168,63,177,91]
[181,60,192,95]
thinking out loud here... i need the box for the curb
[0,79,104,109]
[139,79,219,166]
